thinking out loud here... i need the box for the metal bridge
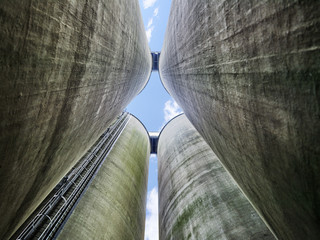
[149,132,159,154]
[151,52,160,71]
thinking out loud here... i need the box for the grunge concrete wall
[0,0,151,238]
[159,1,320,239]
[58,116,150,240]
[158,115,274,240]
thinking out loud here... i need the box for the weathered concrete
[0,0,151,238]
[58,115,150,240]
[158,115,274,240]
[159,1,320,239]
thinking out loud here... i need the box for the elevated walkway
[151,52,160,71]
[149,132,159,154]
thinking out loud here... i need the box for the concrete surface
[158,114,274,240]
[159,1,320,239]
[58,116,150,240]
[0,0,151,238]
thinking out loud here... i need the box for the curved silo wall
[159,1,320,239]
[57,115,150,240]
[158,114,274,240]
[0,0,151,238]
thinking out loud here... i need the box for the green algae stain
[171,197,204,238]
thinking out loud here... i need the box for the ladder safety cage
[15,112,130,240]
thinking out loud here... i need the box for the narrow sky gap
[126,1,183,240]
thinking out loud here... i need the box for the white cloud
[146,26,154,43]
[144,6,159,43]
[153,7,159,17]
[147,18,153,28]
[163,100,183,122]
[150,154,157,162]
[145,188,159,240]
[143,0,157,9]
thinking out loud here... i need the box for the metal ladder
[15,112,130,240]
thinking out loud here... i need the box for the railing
[15,112,130,240]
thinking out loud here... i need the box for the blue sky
[126,1,183,240]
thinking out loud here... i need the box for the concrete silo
[57,115,150,240]
[0,0,151,238]
[158,114,274,240]
[159,1,320,239]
